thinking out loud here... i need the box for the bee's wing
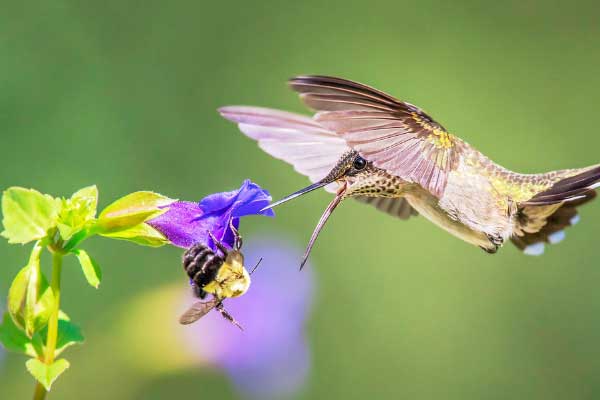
[219,106,348,193]
[179,299,219,325]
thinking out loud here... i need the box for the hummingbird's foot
[481,233,504,254]
[480,246,498,254]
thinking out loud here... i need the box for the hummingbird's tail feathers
[218,106,348,193]
[521,165,600,206]
[512,190,597,255]
[513,165,600,254]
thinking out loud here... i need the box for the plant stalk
[45,251,63,364]
[32,251,63,400]
[33,382,46,400]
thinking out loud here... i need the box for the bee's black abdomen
[183,244,211,273]
[184,249,212,277]
[182,243,224,298]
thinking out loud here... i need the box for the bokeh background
[2,1,600,399]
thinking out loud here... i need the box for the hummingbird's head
[320,150,376,196]
[261,150,375,268]
[262,151,372,208]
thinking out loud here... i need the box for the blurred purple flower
[148,180,274,251]
[182,235,315,399]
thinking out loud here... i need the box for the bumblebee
[179,224,259,329]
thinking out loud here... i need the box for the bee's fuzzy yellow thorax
[202,256,251,299]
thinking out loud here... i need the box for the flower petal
[198,187,242,215]
[147,201,217,249]
[148,180,274,250]
[201,180,275,218]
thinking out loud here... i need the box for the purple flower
[182,235,314,399]
[148,180,274,251]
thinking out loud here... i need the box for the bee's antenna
[249,257,263,275]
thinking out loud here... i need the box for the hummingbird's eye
[353,156,367,171]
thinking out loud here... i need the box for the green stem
[32,251,63,400]
[45,251,63,364]
[33,382,46,400]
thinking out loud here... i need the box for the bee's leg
[229,219,243,250]
[216,302,244,331]
[207,230,229,256]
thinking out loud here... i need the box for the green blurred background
[2,1,600,399]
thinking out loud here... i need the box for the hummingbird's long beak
[260,180,330,212]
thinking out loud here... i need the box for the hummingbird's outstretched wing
[219,106,347,193]
[219,106,418,219]
[289,76,461,198]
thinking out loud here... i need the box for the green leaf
[37,312,84,358]
[24,282,54,338]
[96,191,173,246]
[58,310,70,321]
[62,229,90,253]
[55,317,84,356]
[8,264,30,330]
[56,185,98,241]
[97,191,174,234]
[1,187,61,244]
[24,253,54,337]
[72,249,102,288]
[99,222,169,247]
[7,242,54,336]
[71,186,98,213]
[0,313,39,357]
[26,358,70,391]
[31,332,46,359]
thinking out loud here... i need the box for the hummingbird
[219,75,600,267]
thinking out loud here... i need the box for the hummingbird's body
[380,149,594,253]
[339,147,594,254]
[220,76,600,261]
